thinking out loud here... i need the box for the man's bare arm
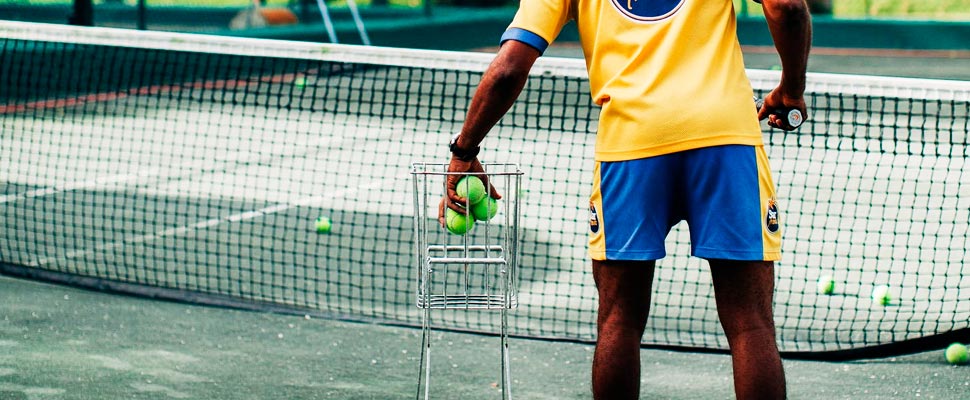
[452,40,541,154]
[438,40,541,224]
[758,0,812,130]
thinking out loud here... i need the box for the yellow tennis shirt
[501,0,763,161]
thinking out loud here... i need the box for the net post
[68,0,94,26]
[137,0,147,30]
[423,0,432,17]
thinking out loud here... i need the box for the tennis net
[1,20,968,357]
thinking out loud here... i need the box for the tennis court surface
[1,20,969,398]
[3,275,969,399]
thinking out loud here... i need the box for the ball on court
[455,176,486,205]
[817,275,835,295]
[445,208,474,235]
[945,343,968,365]
[471,197,499,221]
[871,285,892,306]
[293,76,307,87]
[314,216,332,233]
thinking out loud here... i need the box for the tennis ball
[314,216,331,233]
[455,176,486,205]
[471,197,499,221]
[445,208,474,235]
[817,275,835,295]
[871,285,892,306]
[945,343,969,365]
[293,76,307,87]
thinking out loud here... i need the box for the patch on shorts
[765,197,780,234]
[589,202,600,233]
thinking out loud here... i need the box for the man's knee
[593,259,655,332]
[709,260,777,340]
[722,320,777,347]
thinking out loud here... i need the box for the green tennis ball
[455,176,486,205]
[445,208,474,235]
[871,285,892,306]
[293,76,307,87]
[314,216,331,233]
[471,197,499,221]
[945,343,968,365]
[817,275,835,295]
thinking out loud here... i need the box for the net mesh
[1,21,969,354]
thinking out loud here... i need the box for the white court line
[0,131,361,205]
[0,168,163,204]
[26,175,402,268]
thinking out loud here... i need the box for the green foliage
[735,0,970,20]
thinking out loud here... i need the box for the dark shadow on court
[0,184,572,339]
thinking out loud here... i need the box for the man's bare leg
[591,259,655,400]
[710,260,786,400]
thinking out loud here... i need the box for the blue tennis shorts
[588,145,781,261]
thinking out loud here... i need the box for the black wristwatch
[449,133,480,162]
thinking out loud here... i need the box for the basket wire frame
[411,162,522,400]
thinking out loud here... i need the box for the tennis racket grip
[754,96,803,128]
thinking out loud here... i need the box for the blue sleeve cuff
[500,28,549,55]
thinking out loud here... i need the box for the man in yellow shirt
[440,0,811,397]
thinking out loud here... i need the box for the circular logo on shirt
[610,0,687,23]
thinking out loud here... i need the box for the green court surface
[741,47,970,80]
[1,275,968,399]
